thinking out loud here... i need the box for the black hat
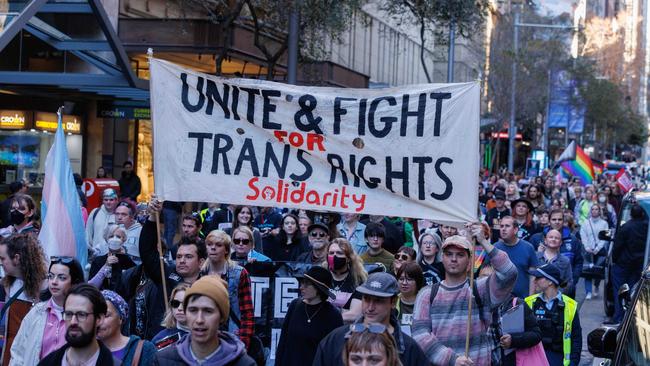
[494,190,506,200]
[296,266,335,300]
[529,263,562,286]
[511,198,534,212]
[307,222,330,235]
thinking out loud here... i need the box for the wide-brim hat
[511,198,534,212]
[296,266,336,300]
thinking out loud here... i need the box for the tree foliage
[380,0,490,82]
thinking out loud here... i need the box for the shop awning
[0,0,149,101]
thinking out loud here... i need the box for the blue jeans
[162,208,179,248]
[585,278,601,294]
[612,263,642,322]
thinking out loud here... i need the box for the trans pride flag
[38,108,87,268]
[560,144,595,185]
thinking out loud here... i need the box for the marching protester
[227,206,263,253]
[393,246,416,276]
[118,161,141,202]
[296,222,330,264]
[579,204,609,299]
[314,272,429,366]
[0,182,28,229]
[0,194,38,238]
[89,224,136,291]
[360,223,395,272]
[0,233,48,365]
[417,232,444,285]
[152,283,190,349]
[574,185,594,227]
[38,284,119,365]
[411,225,517,366]
[298,215,311,236]
[327,238,367,311]
[337,213,367,254]
[200,229,254,349]
[511,198,539,241]
[10,257,85,365]
[276,266,343,366]
[97,290,157,365]
[265,213,309,261]
[342,328,403,366]
[230,226,271,265]
[495,216,538,299]
[114,200,143,262]
[527,263,582,366]
[86,188,118,256]
[611,204,648,323]
[156,276,256,365]
[485,190,510,243]
[396,262,425,336]
[537,229,574,297]
[529,209,583,298]
[162,201,183,249]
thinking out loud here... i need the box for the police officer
[526,263,582,366]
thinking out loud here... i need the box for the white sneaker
[593,290,599,298]
[586,293,592,300]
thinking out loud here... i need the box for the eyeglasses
[62,311,93,322]
[421,241,436,247]
[233,238,251,245]
[310,231,327,238]
[347,323,388,335]
[399,277,415,283]
[394,253,410,261]
[51,256,74,264]
[170,300,183,309]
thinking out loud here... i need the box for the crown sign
[370,281,382,288]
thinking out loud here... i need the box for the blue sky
[535,0,574,16]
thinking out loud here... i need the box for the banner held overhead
[149,58,479,224]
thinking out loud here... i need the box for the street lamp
[507,6,579,172]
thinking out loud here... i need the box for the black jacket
[117,264,166,340]
[313,315,429,366]
[37,342,120,366]
[496,296,542,366]
[119,172,142,201]
[613,217,649,268]
[89,253,136,291]
[140,220,185,294]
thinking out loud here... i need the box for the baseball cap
[529,263,562,286]
[441,235,472,251]
[102,188,118,199]
[494,190,506,200]
[356,272,398,298]
[307,222,329,235]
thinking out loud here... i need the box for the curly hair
[328,238,367,287]
[1,233,47,300]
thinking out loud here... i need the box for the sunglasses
[233,238,251,245]
[394,253,410,261]
[347,323,388,336]
[170,300,183,309]
[310,231,327,238]
[51,256,75,264]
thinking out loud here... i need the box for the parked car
[588,270,649,364]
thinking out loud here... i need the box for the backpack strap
[131,339,144,366]
[429,283,440,304]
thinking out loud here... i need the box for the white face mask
[107,237,123,251]
[598,196,607,203]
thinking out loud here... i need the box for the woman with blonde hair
[343,326,402,366]
[151,283,190,350]
[230,226,271,266]
[200,230,254,349]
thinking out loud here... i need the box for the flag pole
[155,209,170,313]
[465,237,475,357]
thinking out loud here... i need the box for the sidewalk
[574,279,607,366]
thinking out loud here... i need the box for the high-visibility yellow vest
[525,293,578,366]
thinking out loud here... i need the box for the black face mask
[328,255,348,271]
[10,210,25,226]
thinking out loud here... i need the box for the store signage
[97,103,151,120]
[35,112,82,134]
[0,110,30,129]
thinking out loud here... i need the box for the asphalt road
[574,278,607,366]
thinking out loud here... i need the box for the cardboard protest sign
[150,58,479,223]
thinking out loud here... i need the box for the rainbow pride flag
[560,144,595,185]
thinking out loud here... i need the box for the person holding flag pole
[411,222,517,366]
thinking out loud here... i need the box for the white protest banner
[150,58,479,223]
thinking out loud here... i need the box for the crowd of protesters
[0,163,643,365]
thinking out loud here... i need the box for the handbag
[516,341,549,366]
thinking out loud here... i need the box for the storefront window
[136,120,153,201]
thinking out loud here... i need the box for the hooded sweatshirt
[156,331,255,366]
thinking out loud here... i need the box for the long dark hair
[232,205,254,229]
[278,213,303,246]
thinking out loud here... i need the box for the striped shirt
[412,248,517,365]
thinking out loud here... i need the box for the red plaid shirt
[231,268,254,349]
